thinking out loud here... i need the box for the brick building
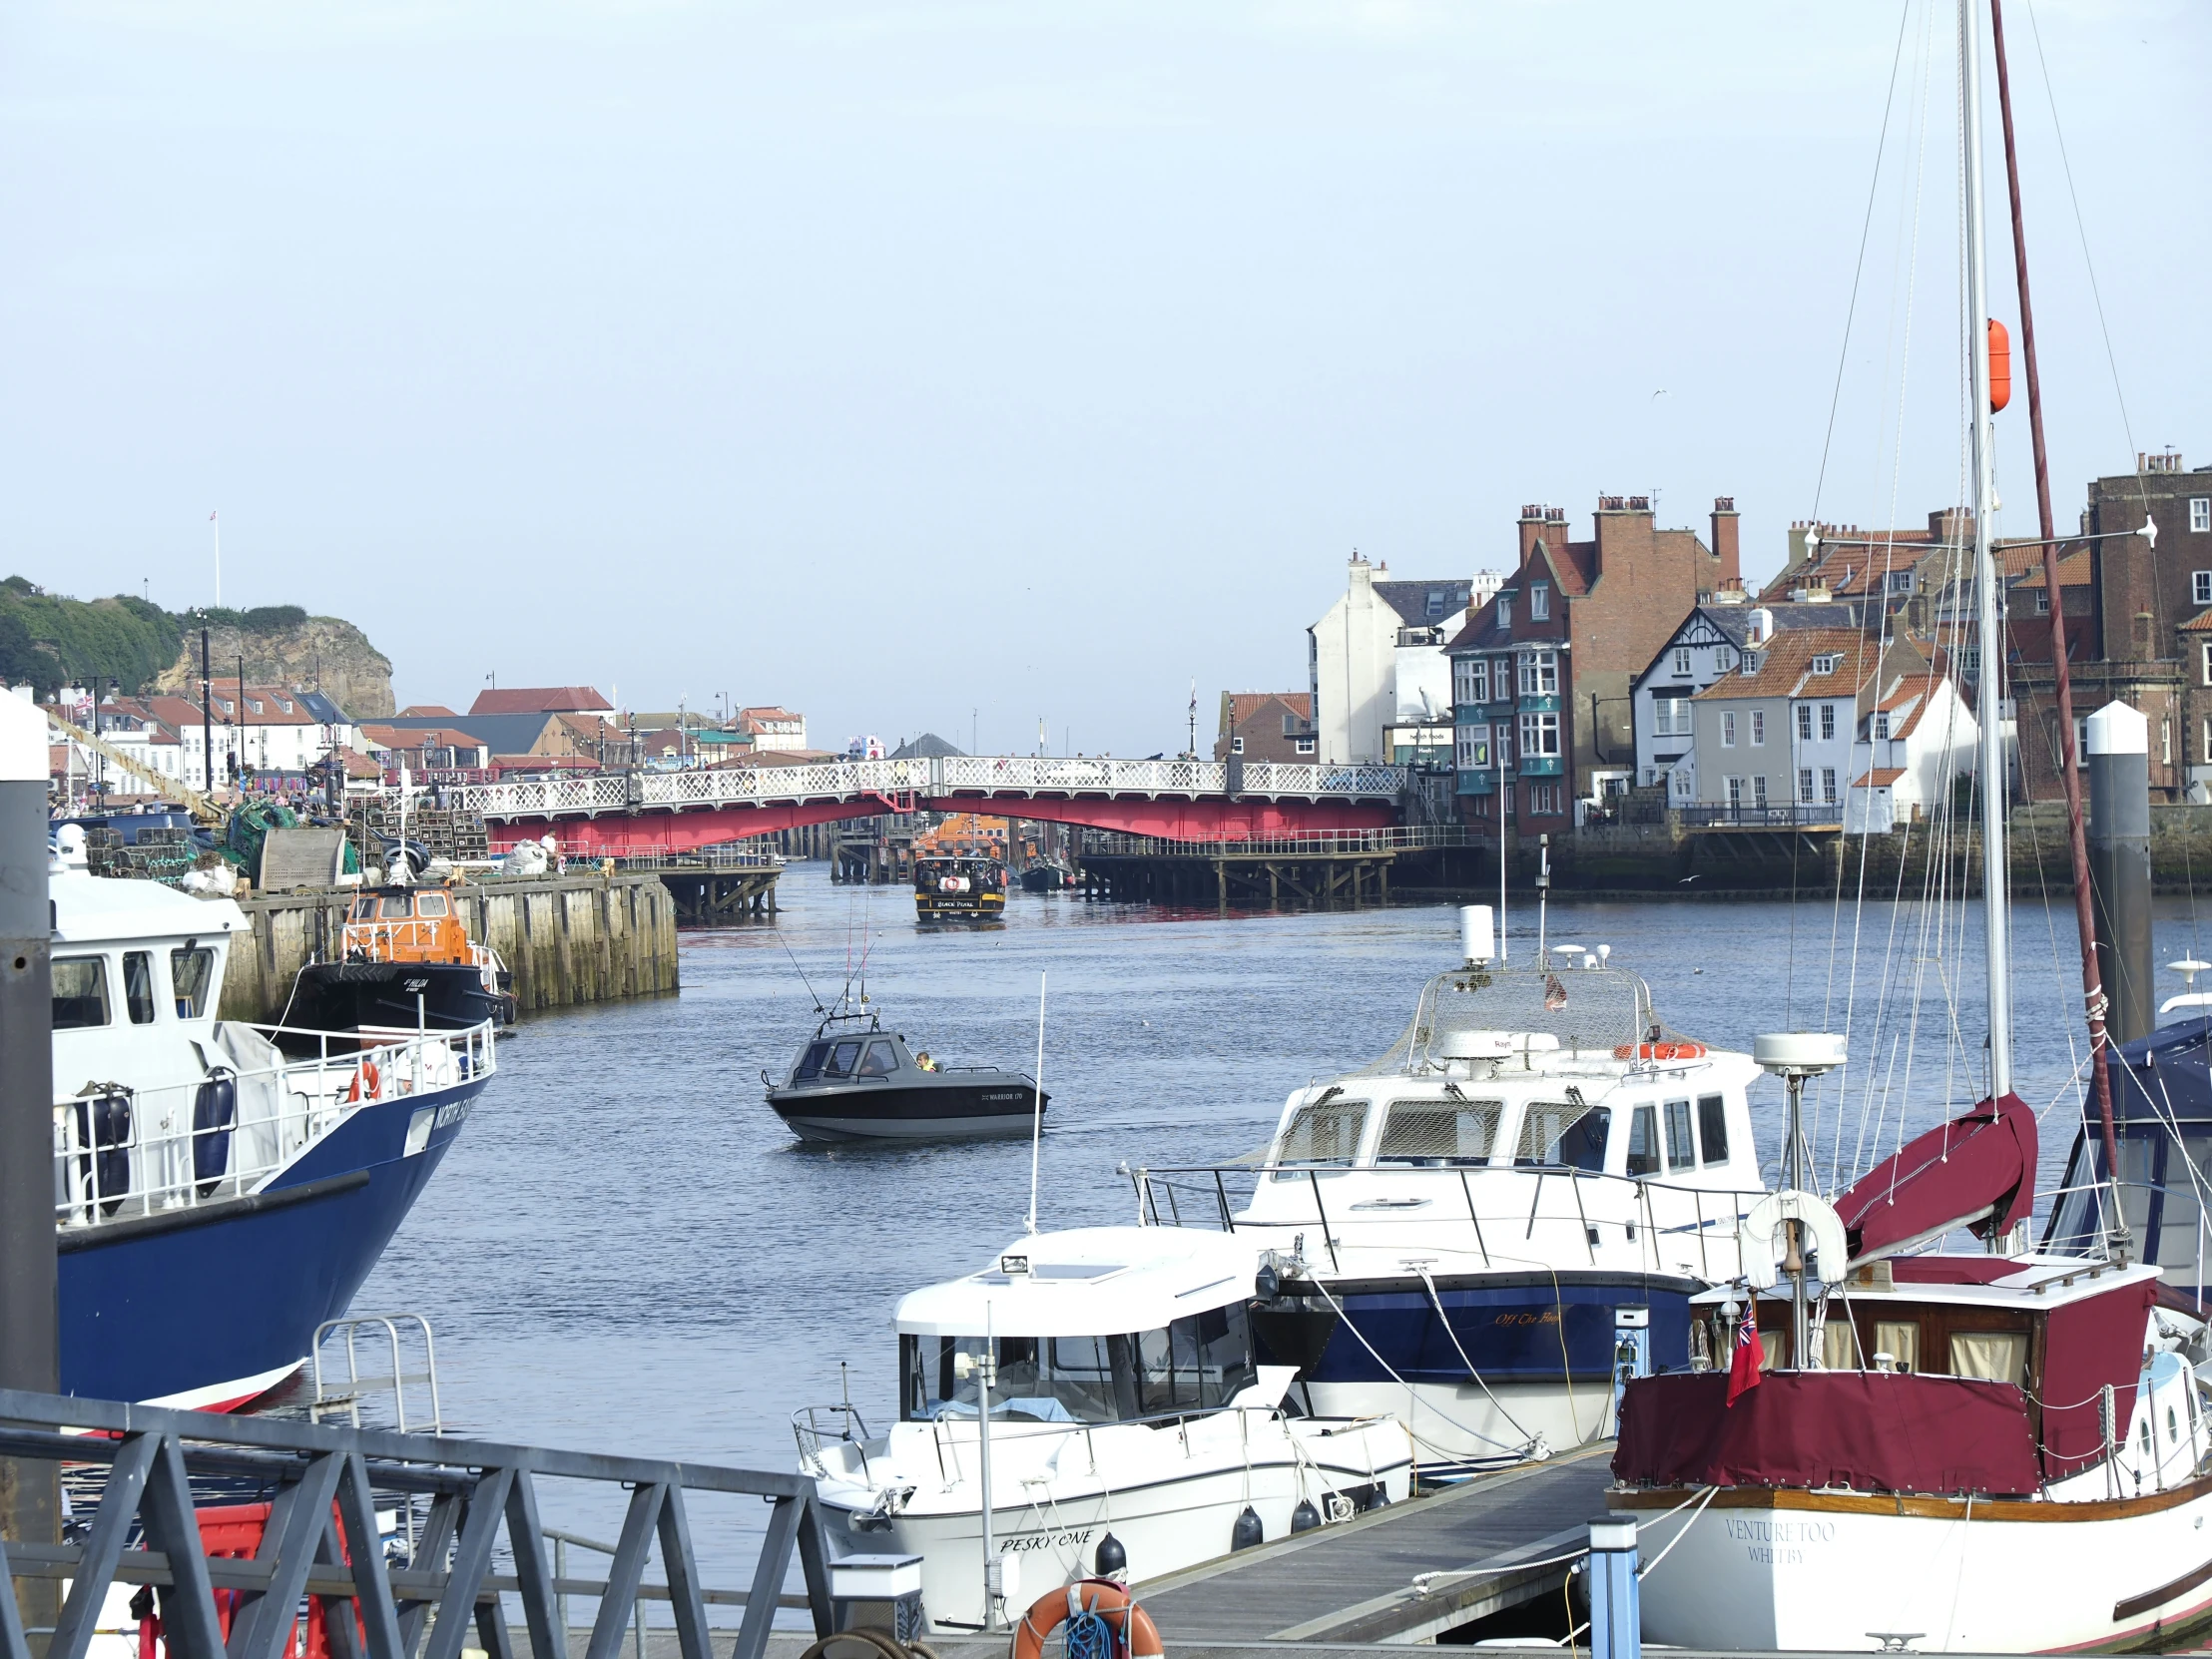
[2010,451,2209,803]
[1449,495,1739,832]
[1214,692,1315,763]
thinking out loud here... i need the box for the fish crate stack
[346,798,493,866]
[83,825,205,886]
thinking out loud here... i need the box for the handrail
[0,1385,833,1659]
[451,755,1410,822]
[53,1019,496,1229]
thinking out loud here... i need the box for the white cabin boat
[800,1225,1412,1631]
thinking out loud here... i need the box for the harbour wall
[1391,805,2212,898]
[220,871,679,1023]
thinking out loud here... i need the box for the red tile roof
[1855,767,1907,788]
[470,687,613,716]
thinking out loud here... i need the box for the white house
[1309,555,1494,765]
[1844,673,1979,831]
[740,706,808,753]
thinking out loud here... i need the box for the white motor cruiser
[799,1225,1413,1632]
[1129,906,1766,1476]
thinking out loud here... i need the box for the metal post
[977,1307,998,1630]
[2087,703,2153,1045]
[1586,1516,1640,1659]
[0,690,58,1640]
[201,627,213,794]
[1785,1071,1809,1365]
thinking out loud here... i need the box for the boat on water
[1018,862,1077,893]
[915,854,1006,921]
[1130,906,1764,1476]
[764,1003,1046,1142]
[48,827,494,1408]
[276,880,515,1053]
[799,1225,1412,1632]
[1605,4,2212,1645]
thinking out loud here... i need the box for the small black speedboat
[1019,861,1077,892]
[763,1010,1047,1143]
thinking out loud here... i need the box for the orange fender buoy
[1012,1580,1163,1659]
[1612,1041,1708,1062]
[1987,317,2011,412]
[346,1059,381,1103]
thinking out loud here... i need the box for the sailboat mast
[1961,0,2012,1098]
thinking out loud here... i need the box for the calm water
[348,862,2212,1586]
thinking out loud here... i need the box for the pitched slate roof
[1374,579,1476,628]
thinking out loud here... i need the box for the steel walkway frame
[0,1388,832,1659]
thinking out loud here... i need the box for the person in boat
[915,1051,938,1071]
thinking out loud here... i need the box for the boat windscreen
[1270,1096,1369,1179]
[900,1305,1257,1424]
[1515,1100,1609,1171]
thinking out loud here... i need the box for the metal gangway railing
[52,1022,496,1229]
[0,1387,833,1659]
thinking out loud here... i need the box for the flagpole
[210,510,221,609]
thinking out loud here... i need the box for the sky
[1,0,2204,754]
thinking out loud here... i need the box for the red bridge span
[450,756,1407,854]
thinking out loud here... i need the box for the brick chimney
[1712,496,1741,584]
[1518,505,1549,564]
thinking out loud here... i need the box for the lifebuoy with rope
[346,1059,381,1103]
[1013,1580,1163,1659]
[1611,1041,1707,1062]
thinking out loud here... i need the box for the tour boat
[1129,907,1765,1476]
[277,880,515,1052]
[1604,5,2212,1646]
[49,827,495,1407]
[764,1005,1047,1142]
[914,854,1007,921]
[799,1225,1413,1631]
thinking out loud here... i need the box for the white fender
[1738,1189,1850,1290]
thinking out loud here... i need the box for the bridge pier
[1077,847,1397,911]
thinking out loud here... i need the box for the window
[1455,724,1490,769]
[1529,783,1563,815]
[1753,775,1769,808]
[1750,710,1765,746]
[2201,643,2212,687]
[122,952,157,1025]
[822,1039,863,1078]
[1497,726,1513,765]
[1798,768,1815,804]
[1530,581,1551,621]
[2034,587,2051,615]
[1820,703,1837,741]
[1873,712,1891,740]
[1715,646,1735,672]
[1296,736,1316,755]
[1697,1094,1729,1165]
[2194,498,2212,534]
[1673,647,1692,676]
[1515,1101,1609,1171]
[1456,657,1490,706]
[1497,594,1512,631]
[1812,654,1840,675]
[1741,650,1761,676]
[1962,644,1982,675]
[1425,588,1447,618]
[53,957,110,1029]
[1494,657,1513,696]
[1873,1321,1920,1374]
[2196,572,2212,605]
[1796,704,1812,741]
[1230,736,1245,755]
[2164,719,2173,767]
[1726,776,1743,807]
[1518,651,1558,698]
[858,1040,898,1077]
[1663,1099,1695,1173]
[1722,712,1738,747]
[1887,570,1914,595]
[417,893,449,916]
[171,948,215,1018]
[1626,1106,1661,1178]
[1377,1099,1501,1167]
[2075,715,2089,764]
[1273,1096,1369,1172]
[1653,695,1691,739]
[1946,1333,2027,1385]
[1519,711,1561,757]
[1822,768,1838,805]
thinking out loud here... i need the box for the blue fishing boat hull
[57,1078,482,1407]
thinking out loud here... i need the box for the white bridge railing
[451,755,1408,822]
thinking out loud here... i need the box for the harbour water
[349,861,2212,1588]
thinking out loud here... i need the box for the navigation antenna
[1025,971,1047,1235]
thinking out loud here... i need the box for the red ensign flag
[1725,1301,1763,1407]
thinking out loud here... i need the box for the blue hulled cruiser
[49,829,494,1407]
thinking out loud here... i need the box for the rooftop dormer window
[1497,594,1513,632]
[1530,582,1551,621]
[1812,654,1841,675]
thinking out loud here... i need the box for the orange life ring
[1612,1041,1707,1062]
[1012,1580,1163,1659]
[346,1060,381,1103]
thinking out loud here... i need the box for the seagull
[1653,389,1669,400]
[1679,873,1702,883]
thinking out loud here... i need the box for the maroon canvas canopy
[1836,1092,2037,1263]
[1614,1371,2041,1496]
